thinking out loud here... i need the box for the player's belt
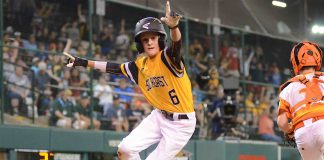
[160,110,189,121]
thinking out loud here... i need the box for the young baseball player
[277,41,324,160]
[64,1,196,159]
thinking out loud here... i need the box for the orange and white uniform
[279,72,324,160]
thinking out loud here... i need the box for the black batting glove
[67,56,88,67]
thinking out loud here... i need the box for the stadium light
[312,25,324,34]
[272,0,287,8]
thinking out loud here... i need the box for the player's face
[140,32,160,58]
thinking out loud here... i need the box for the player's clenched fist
[160,1,182,29]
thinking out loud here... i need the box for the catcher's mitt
[284,132,296,147]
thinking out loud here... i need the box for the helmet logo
[143,22,150,29]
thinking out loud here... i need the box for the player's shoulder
[279,81,297,100]
[315,72,324,80]
[279,75,303,92]
[133,55,148,68]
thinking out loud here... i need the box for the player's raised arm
[161,1,183,69]
[160,1,182,42]
[63,39,122,74]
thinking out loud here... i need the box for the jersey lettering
[146,76,168,91]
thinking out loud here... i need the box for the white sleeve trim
[125,62,136,84]
[94,61,108,72]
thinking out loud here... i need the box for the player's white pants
[295,119,324,160]
[118,109,196,160]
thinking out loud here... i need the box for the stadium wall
[0,125,300,160]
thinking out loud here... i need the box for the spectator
[60,69,71,89]
[33,61,59,115]
[114,78,133,104]
[132,86,151,113]
[189,39,204,57]
[49,55,64,78]
[258,107,282,143]
[61,21,80,47]
[194,97,207,139]
[94,75,113,116]
[243,49,255,77]
[23,34,37,57]
[115,19,130,56]
[195,72,210,90]
[58,30,68,43]
[6,66,31,116]
[49,89,85,129]
[218,56,231,77]
[99,24,115,56]
[227,47,240,77]
[245,92,257,126]
[77,4,87,40]
[35,42,49,61]
[255,46,265,63]
[271,66,282,86]
[76,44,87,57]
[3,53,15,81]
[3,39,16,80]
[36,86,52,116]
[14,31,23,47]
[105,94,129,132]
[48,31,58,44]
[191,81,205,105]
[126,99,146,131]
[75,94,101,130]
[249,56,258,81]
[69,68,87,99]
[206,67,220,101]
[36,26,50,44]
[219,40,229,61]
[4,37,19,63]
[254,62,265,82]
[208,88,224,140]
[34,61,60,91]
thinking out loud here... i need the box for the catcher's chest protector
[280,72,324,104]
[280,72,324,127]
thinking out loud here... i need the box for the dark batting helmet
[134,17,167,53]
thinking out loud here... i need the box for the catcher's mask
[290,41,323,76]
[134,17,167,53]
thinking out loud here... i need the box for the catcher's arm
[278,112,296,147]
[277,112,291,133]
[63,39,122,74]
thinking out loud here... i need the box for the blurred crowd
[2,0,288,143]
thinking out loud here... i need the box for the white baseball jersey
[279,72,324,160]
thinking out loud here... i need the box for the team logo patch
[143,22,150,29]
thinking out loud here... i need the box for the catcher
[64,1,196,160]
[277,41,324,160]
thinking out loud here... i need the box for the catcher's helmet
[290,42,323,76]
[134,17,167,53]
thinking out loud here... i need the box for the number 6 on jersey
[168,89,180,105]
